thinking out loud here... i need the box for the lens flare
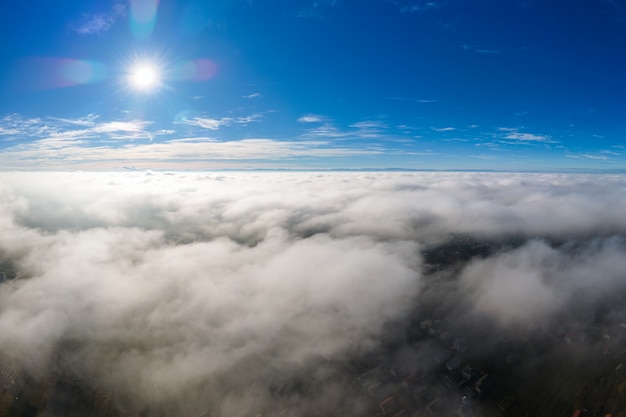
[18,58,108,89]
[130,0,159,40]
[173,59,218,81]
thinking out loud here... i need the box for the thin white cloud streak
[47,114,99,127]
[72,3,127,35]
[0,114,55,137]
[566,153,612,161]
[298,115,324,123]
[42,120,153,146]
[300,123,348,139]
[301,119,392,141]
[349,120,387,129]
[182,114,263,130]
[0,115,151,143]
[385,97,438,103]
[461,44,501,54]
[0,138,382,170]
[505,132,551,142]
[0,111,387,169]
[1,172,626,413]
[184,117,227,130]
[398,1,444,13]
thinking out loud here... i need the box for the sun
[128,63,161,91]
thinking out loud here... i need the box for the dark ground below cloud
[1,234,625,417]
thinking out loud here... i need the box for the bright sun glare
[129,64,160,91]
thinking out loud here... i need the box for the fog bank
[0,171,625,416]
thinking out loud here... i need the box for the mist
[0,171,625,416]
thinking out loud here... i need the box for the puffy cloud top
[0,171,625,415]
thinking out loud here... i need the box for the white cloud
[399,1,443,13]
[461,237,626,326]
[42,120,153,144]
[236,113,263,124]
[0,114,151,143]
[504,132,551,142]
[431,127,456,132]
[386,97,438,103]
[298,114,324,123]
[156,129,176,135]
[301,119,392,141]
[92,120,151,134]
[0,172,626,413]
[462,44,501,54]
[0,137,382,170]
[0,114,54,137]
[350,120,387,129]
[183,114,263,130]
[566,153,610,161]
[185,117,230,130]
[0,171,424,413]
[300,123,348,139]
[48,114,99,127]
[72,2,126,35]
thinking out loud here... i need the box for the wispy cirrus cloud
[0,137,382,170]
[0,114,153,146]
[48,120,152,140]
[184,117,228,130]
[236,114,263,124]
[301,123,349,139]
[565,151,621,161]
[48,114,99,127]
[495,127,554,144]
[40,120,153,150]
[182,114,263,130]
[461,44,501,54]
[71,3,127,35]
[391,1,445,13]
[350,121,387,129]
[386,97,438,103]
[566,154,610,161]
[0,113,387,169]
[504,132,551,142]
[349,120,389,138]
[298,114,325,123]
[301,119,391,141]
[0,114,54,138]
[155,129,175,136]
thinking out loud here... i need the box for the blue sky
[1,0,625,171]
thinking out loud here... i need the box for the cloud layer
[0,171,625,415]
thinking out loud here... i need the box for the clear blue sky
[1,0,625,171]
